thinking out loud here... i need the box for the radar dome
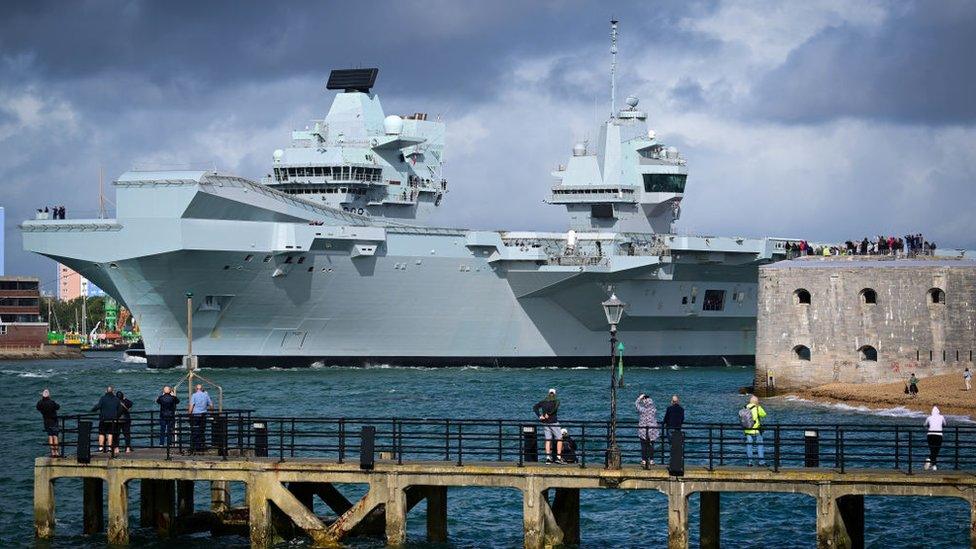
[625,95,639,108]
[647,129,656,140]
[572,143,586,156]
[383,115,404,136]
[272,149,284,162]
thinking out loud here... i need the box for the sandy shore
[785,372,976,418]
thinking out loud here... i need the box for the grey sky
[2,0,975,286]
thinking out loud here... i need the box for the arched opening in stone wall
[859,288,877,304]
[793,289,811,305]
[858,345,878,362]
[793,345,811,361]
[928,288,946,305]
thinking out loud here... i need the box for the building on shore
[0,276,47,348]
[57,264,104,301]
[754,257,976,395]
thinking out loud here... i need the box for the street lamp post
[602,293,626,470]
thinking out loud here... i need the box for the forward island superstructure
[22,24,789,368]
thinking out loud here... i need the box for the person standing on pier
[156,386,179,446]
[909,373,919,398]
[91,386,122,456]
[741,395,767,467]
[36,389,60,457]
[636,393,660,468]
[116,391,134,453]
[533,388,563,463]
[189,384,213,453]
[662,395,684,440]
[924,406,946,471]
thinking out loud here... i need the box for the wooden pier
[34,451,976,548]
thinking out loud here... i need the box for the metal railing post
[908,431,913,475]
[278,420,284,462]
[338,418,345,463]
[719,425,725,466]
[518,425,524,467]
[580,424,586,469]
[456,423,463,466]
[773,426,781,472]
[895,426,900,469]
[445,420,451,461]
[955,426,960,471]
[708,427,714,471]
[396,420,403,465]
[838,428,844,474]
[834,425,840,468]
[290,418,296,458]
[498,420,503,462]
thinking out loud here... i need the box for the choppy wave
[1,369,54,378]
[120,353,147,365]
[782,395,975,424]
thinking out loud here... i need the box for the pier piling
[699,491,720,549]
[106,470,129,545]
[32,467,54,540]
[83,477,104,534]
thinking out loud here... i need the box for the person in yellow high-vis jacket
[744,395,767,466]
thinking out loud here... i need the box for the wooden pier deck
[34,450,976,548]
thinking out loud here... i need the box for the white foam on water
[120,353,147,364]
[781,395,975,424]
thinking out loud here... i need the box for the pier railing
[50,412,976,473]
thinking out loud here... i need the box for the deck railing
[49,412,976,473]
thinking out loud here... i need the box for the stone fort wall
[754,258,976,395]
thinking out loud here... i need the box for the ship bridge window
[858,345,878,362]
[859,288,877,304]
[793,345,811,361]
[793,288,811,305]
[642,173,686,193]
[702,290,725,311]
[928,288,945,304]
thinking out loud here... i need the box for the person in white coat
[924,406,946,471]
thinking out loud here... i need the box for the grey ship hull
[23,175,778,369]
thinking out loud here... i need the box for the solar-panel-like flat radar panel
[327,68,379,92]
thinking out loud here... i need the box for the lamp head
[602,293,626,326]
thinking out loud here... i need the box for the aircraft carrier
[22,22,790,368]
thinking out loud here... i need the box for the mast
[98,166,106,219]
[610,19,618,118]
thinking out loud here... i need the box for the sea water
[0,354,967,548]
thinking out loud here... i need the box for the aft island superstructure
[22,26,789,368]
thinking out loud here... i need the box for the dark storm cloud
[752,1,976,125]
[0,0,676,107]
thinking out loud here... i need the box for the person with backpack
[532,388,563,464]
[740,395,767,467]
